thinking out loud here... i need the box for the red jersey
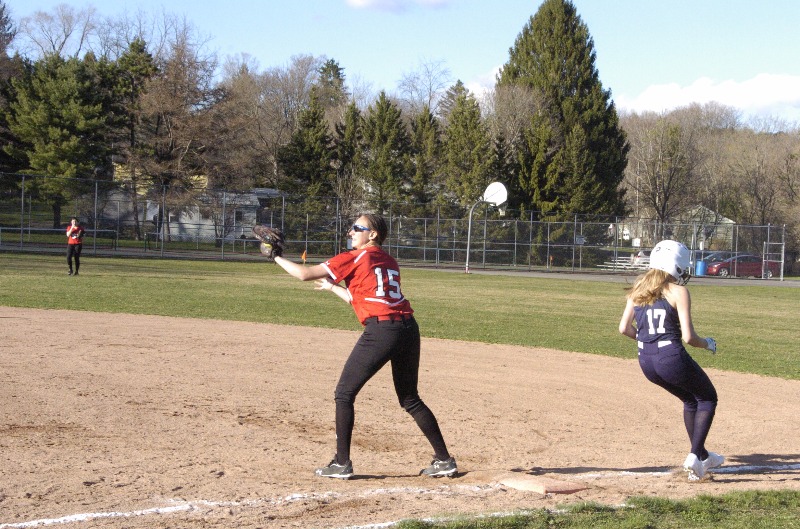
[66,225,85,245]
[322,246,413,324]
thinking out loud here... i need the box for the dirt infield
[2,307,799,529]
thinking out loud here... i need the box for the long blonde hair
[626,269,675,306]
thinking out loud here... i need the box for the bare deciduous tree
[346,72,376,110]
[15,4,97,58]
[730,130,783,226]
[396,58,451,117]
[204,54,263,189]
[484,83,543,151]
[693,101,742,130]
[253,54,321,188]
[776,132,800,204]
[136,15,220,240]
[94,8,158,60]
[622,111,704,234]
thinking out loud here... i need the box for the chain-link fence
[0,173,789,279]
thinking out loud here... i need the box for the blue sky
[10,0,800,125]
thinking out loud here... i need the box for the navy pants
[333,316,449,464]
[638,340,717,457]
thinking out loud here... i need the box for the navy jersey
[633,297,682,344]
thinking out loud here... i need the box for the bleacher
[597,256,650,271]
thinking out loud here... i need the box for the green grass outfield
[395,490,800,528]
[2,253,799,527]
[1,253,797,380]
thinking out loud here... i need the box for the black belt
[364,314,413,324]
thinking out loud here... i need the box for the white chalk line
[713,462,800,474]
[3,464,799,529]
[0,504,192,529]
[573,462,800,480]
[0,484,496,529]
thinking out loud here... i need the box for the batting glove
[705,337,717,354]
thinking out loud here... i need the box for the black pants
[67,244,82,273]
[332,316,449,463]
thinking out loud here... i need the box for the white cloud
[465,66,500,102]
[345,0,450,11]
[463,67,800,128]
[616,74,800,124]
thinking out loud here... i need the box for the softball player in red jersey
[66,217,85,276]
[273,213,456,479]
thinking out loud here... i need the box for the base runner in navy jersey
[618,240,724,481]
[272,213,456,480]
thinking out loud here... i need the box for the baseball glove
[252,225,284,259]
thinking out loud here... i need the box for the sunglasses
[350,224,371,232]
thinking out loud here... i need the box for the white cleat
[702,452,725,473]
[683,453,705,481]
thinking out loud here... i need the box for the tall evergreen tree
[0,1,12,54]
[0,0,14,80]
[409,104,441,210]
[332,100,363,217]
[113,38,157,239]
[0,0,23,175]
[497,0,628,220]
[313,58,349,135]
[314,59,348,110]
[361,91,410,212]
[490,132,520,210]
[443,92,493,207]
[6,54,110,225]
[276,94,333,198]
[437,79,467,126]
[81,51,117,178]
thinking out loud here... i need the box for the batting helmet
[650,239,692,285]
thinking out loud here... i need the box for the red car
[705,254,780,278]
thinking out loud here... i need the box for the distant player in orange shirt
[65,217,85,276]
[273,213,456,479]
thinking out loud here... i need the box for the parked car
[699,251,735,263]
[705,254,780,278]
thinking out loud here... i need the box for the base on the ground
[499,474,588,494]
